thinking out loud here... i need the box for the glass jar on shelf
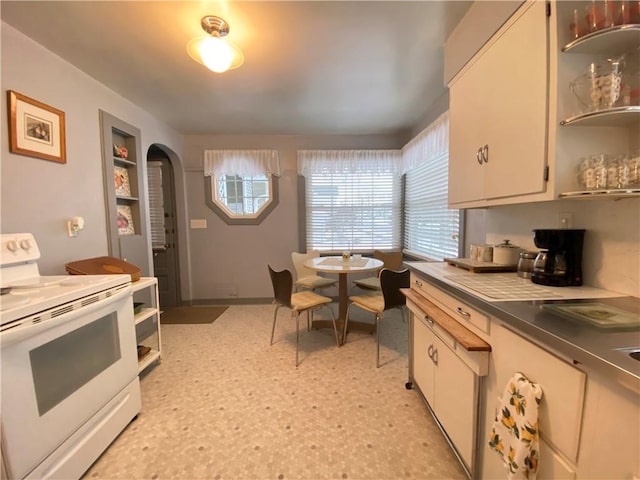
[606,154,630,189]
[577,154,608,190]
[626,150,640,187]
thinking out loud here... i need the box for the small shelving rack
[558,22,640,200]
[132,277,161,374]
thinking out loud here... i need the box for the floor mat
[161,306,228,324]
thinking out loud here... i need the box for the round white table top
[304,255,383,274]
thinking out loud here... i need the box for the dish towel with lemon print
[489,372,543,479]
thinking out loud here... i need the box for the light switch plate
[190,219,207,229]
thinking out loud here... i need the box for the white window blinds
[298,150,402,252]
[403,112,461,261]
[147,161,166,249]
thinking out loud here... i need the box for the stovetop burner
[0,233,131,325]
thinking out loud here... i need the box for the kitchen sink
[615,347,640,361]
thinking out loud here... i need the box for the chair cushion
[353,276,380,290]
[348,293,384,314]
[291,290,332,311]
[295,275,337,289]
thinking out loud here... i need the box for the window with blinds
[404,153,460,261]
[147,161,166,249]
[305,171,402,252]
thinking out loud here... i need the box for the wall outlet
[557,212,574,228]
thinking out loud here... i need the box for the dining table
[303,255,384,342]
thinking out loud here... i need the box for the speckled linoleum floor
[83,304,466,480]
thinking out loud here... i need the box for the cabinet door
[448,0,549,206]
[433,336,477,471]
[449,56,486,204]
[412,317,435,403]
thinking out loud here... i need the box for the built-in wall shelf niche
[99,111,150,274]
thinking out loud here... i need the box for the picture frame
[114,165,132,197]
[7,90,66,164]
[116,205,135,236]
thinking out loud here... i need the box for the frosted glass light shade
[187,36,244,73]
[200,37,233,72]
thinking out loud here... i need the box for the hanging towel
[488,372,543,479]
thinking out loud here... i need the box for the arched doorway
[147,145,181,308]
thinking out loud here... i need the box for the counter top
[406,261,640,391]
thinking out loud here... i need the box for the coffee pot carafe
[530,229,585,286]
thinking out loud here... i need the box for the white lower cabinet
[481,323,586,479]
[132,277,162,374]
[410,304,488,477]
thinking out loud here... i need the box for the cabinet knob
[427,344,434,358]
[432,348,438,365]
[482,144,489,163]
[456,307,471,319]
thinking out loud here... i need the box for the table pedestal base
[311,319,375,345]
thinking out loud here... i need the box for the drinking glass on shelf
[578,154,608,190]
[626,150,640,187]
[606,154,629,189]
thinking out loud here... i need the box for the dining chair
[352,250,403,291]
[291,251,338,292]
[268,265,340,366]
[344,268,410,368]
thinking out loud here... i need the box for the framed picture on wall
[7,90,66,164]
[116,205,135,235]
[114,165,131,197]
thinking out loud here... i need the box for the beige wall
[1,22,184,276]
[182,134,404,302]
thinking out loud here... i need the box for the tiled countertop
[405,261,640,391]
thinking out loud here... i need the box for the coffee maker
[531,229,585,286]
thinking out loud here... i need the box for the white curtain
[402,111,449,172]
[203,150,280,177]
[298,150,402,176]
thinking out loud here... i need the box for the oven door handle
[0,285,132,346]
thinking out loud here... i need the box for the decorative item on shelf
[570,56,626,114]
[113,144,128,159]
[7,90,66,164]
[133,302,144,315]
[187,16,244,73]
[116,205,135,235]
[137,345,151,361]
[113,165,131,197]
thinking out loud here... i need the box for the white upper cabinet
[447,0,640,208]
[448,1,549,207]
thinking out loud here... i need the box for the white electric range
[0,233,141,480]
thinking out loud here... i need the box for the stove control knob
[7,240,18,252]
[20,239,32,250]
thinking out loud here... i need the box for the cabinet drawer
[411,273,490,335]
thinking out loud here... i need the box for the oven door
[0,285,138,479]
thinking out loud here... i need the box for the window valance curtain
[203,150,280,177]
[297,150,402,176]
[402,111,449,172]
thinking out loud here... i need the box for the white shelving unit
[132,277,161,374]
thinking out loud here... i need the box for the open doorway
[147,145,181,308]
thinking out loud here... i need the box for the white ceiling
[1,1,472,136]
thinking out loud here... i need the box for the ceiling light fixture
[187,16,244,73]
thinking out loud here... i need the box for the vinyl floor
[83,304,466,480]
